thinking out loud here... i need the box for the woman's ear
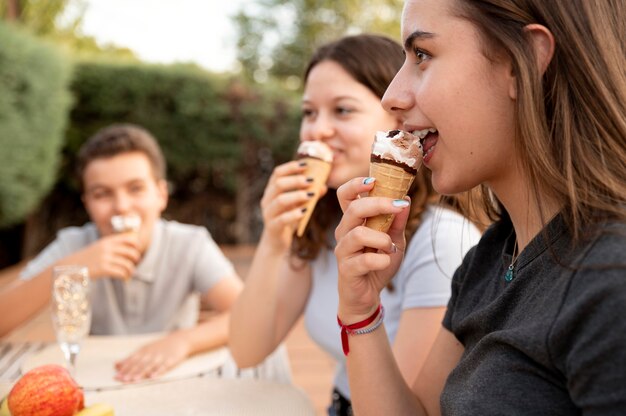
[524,23,555,75]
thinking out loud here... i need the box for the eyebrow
[404,30,436,50]
[301,96,360,105]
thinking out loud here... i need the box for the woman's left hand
[114,334,191,382]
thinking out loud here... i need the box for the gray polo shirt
[21,220,235,335]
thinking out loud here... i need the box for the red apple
[8,364,84,416]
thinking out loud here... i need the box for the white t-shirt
[304,206,482,399]
[21,219,235,335]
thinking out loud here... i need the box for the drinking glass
[51,265,91,376]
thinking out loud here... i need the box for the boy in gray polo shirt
[0,124,243,382]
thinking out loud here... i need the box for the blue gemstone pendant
[505,265,515,282]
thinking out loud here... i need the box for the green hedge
[63,61,300,192]
[0,22,72,228]
[23,61,302,249]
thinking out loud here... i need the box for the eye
[413,47,431,65]
[336,106,354,116]
[90,190,111,200]
[129,184,145,194]
[301,108,315,118]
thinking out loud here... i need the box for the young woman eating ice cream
[229,33,485,415]
[333,0,626,414]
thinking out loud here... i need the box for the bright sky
[78,0,254,73]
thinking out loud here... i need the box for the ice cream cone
[362,130,421,254]
[364,161,415,233]
[296,157,332,237]
[110,214,141,281]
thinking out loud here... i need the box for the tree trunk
[5,0,21,21]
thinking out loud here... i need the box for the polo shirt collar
[134,219,165,283]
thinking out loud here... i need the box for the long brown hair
[292,34,487,260]
[454,0,626,240]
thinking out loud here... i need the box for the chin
[433,177,478,196]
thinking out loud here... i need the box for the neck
[490,171,561,252]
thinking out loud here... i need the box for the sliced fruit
[75,403,114,416]
[0,397,10,416]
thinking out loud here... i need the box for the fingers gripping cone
[294,141,334,237]
[296,158,332,237]
[364,162,415,233]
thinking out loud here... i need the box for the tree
[233,0,403,85]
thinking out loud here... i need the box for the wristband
[337,304,383,356]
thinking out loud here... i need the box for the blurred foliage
[21,60,301,247]
[0,21,72,227]
[234,0,403,86]
[64,61,300,192]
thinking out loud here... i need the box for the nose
[302,110,335,142]
[381,65,414,115]
[113,191,132,214]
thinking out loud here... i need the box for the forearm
[176,312,230,356]
[229,235,295,366]
[0,269,53,337]
[347,325,426,416]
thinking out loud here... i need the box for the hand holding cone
[294,141,334,237]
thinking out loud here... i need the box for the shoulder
[578,222,626,266]
[413,206,481,241]
[407,205,483,260]
[159,220,213,242]
[564,222,626,297]
[56,223,99,247]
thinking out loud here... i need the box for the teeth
[411,128,437,139]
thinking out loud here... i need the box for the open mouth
[412,128,438,160]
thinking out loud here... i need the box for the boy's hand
[62,233,142,280]
[113,334,191,382]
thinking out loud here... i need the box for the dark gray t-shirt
[442,214,626,415]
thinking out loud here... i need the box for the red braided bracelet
[337,304,382,356]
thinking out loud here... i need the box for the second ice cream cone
[296,157,331,237]
[293,141,334,237]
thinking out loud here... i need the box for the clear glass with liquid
[51,265,91,376]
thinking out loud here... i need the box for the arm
[0,233,141,337]
[114,274,244,382]
[392,306,446,387]
[230,160,319,367]
[334,177,462,415]
[229,235,311,367]
[0,269,53,337]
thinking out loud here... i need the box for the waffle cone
[364,161,415,233]
[296,157,332,237]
